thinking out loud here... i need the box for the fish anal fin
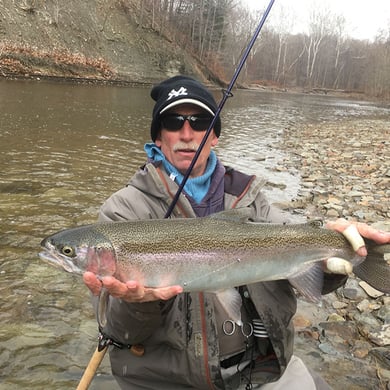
[215,288,243,325]
[288,262,324,303]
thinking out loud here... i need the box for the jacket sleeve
[250,189,295,224]
[99,296,169,345]
[98,186,164,222]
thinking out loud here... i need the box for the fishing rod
[164,0,275,218]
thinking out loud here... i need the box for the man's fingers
[83,271,102,296]
[102,277,183,302]
[326,219,366,256]
[327,219,390,242]
[144,285,183,301]
[325,257,353,275]
[342,225,366,253]
[102,276,138,299]
[83,274,183,302]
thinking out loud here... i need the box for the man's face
[155,104,219,177]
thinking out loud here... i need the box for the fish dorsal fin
[307,220,324,228]
[288,262,324,303]
[215,288,243,326]
[208,208,255,223]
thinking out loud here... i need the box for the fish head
[39,225,117,277]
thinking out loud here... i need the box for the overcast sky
[244,0,390,40]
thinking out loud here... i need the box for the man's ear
[211,132,219,147]
[155,132,162,146]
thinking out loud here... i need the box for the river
[0,79,388,389]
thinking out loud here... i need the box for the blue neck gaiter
[144,143,217,204]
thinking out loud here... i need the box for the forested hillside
[0,0,389,98]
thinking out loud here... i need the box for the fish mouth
[39,244,83,274]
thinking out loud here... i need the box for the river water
[0,79,388,389]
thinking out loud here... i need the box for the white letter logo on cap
[167,87,188,100]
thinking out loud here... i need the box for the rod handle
[76,346,108,390]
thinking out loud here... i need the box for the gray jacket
[97,161,344,389]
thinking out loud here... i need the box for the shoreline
[279,117,389,389]
[1,73,388,104]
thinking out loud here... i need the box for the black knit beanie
[150,75,221,141]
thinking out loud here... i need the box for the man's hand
[324,218,390,275]
[326,218,390,256]
[83,271,183,302]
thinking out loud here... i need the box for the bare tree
[120,0,389,98]
[331,15,348,89]
[305,6,333,85]
[270,3,296,84]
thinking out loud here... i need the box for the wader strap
[239,287,272,357]
[156,166,189,218]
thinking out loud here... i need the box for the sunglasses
[160,114,214,131]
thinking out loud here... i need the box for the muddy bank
[0,0,205,83]
[277,118,389,390]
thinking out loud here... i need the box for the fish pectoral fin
[288,262,324,303]
[97,287,110,328]
[214,288,243,326]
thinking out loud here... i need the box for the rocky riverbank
[277,118,389,223]
[277,118,390,390]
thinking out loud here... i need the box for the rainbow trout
[40,209,389,302]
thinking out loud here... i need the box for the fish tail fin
[353,241,390,294]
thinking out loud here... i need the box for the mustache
[173,142,199,152]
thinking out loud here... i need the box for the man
[84,75,390,389]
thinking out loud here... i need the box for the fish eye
[61,245,75,257]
